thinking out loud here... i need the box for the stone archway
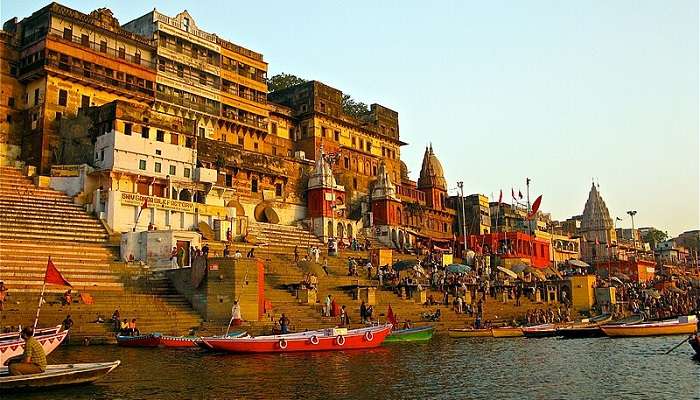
[179,189,191,201]
[327,220,334,238]
[253,202,279,224]
[337,222,345,240]
[347,223,353,239]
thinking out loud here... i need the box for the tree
[642,228,668,249]
[267,73,307,92]
[341,94,370,118]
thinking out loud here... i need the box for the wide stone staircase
[0,166,203,342]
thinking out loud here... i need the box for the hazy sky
[3,1,698,236]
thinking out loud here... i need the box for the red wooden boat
[116,334,160,347]
[200,324,392,353]
[158,335,199,348]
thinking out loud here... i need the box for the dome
[417,145,446,190]
[399,161,409,182]
[580,183,613,231]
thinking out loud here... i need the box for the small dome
[400,161,409,181]
[417,145,446,190]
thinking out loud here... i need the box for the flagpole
[33,256,50,330]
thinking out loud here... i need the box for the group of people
[111,310,140,336]
[613,279,699,321]
[222,245,256,259]
[170,244,210,268]
[525,306,572,325]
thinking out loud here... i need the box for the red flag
[498,190,503,204]
[387,304,397,328]
[142,198,148,209]
[44,259,71,287]
[527,195,542,219]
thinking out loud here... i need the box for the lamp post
[627,210,637,259]
[457,181,467,253]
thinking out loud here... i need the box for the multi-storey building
[4,4,157,172]
[0,28,22,163]
[448,193,491,237]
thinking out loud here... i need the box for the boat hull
[557,326,604,339]
[448,329,492,338]
[202,325,392,353]
[158,336,198,348]
[116,334,160,347]
[601,321,697,337]
[0,326,62,342]
[0,361,120,390]
[383,326,434,343]
[0,331,68,365]
[522,324,560,338]
[492,327,524,338]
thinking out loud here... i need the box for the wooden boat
[116,333,160,347]
[689,335,700,356]
[491,327,524,338]
[557,314,614,339]
[522,324,560,338]
[383,325,434,343]
[0,325,62,342]
[448,328,492,338]
[0,331,68,364]
[160,332,246,349]
[0,361,120,390]
[601,318,698,337]
[200,324,392,353]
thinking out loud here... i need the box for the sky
[2,1,698,236]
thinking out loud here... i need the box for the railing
[49,28,155,69]
[221,85,266,103]
[157,63,220,92]
[216,37,263,62]
[221,108,268,130]
[156,92,220,116]
[20,28,49,46]
[47,58,154,97]
[159,41,221,67]
[220,63,266,84]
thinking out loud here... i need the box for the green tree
[341,94,370,118]
[642,228,668,249]
[267,73,307,92]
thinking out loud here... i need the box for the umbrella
[497,266,518,279]
[393,260,418,271]
[297,260,324,277]
[614,273,631,282]
[543,267,562,279]
[568,259,590,268]
[527,268,547,280]
[511,263,529,273]
[446,264,471,274]
[610,277,624,285]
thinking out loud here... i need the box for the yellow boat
[448,328,492,338]
[491,327,524,338]
[601,319,697,337]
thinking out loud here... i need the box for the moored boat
[0,361,120,390]
[448,328,492,338]
[116,333,160,347]
[0,325,62,342]
[557,314,614,339]
[383,325,434,344]
[160,332,246,349]
[491,327,524,338]
[201,324,392,353]
[0,330,68,364]
[601,317,698,338]
[522,324,560,338]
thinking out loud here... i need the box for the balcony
[221,108,268,131]
[159,41,220,67]
[156,92,220,116]
[49,28,155,69]
[45,58,154,98]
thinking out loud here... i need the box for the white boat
[0,331,68,365]
[0,325,62,342]
[0,361,120,390]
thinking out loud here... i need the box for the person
[456,296,463,314]
[170,247,179,268]
[0,281,7,311]
[62,289,73,306]
[8,327,46,375]
[226,228,232,242]
[223,245,230,258]
[340,305,350,327]
[331,297,339,317]
[247,247,255,258]
[314,247,320,263]
[148,222,154,231]
[189,246,196,264]
[234,249,242,259]
[177,246,185,268]
[231,301,242,326]
[202,244,209,258]
[62,314,74,331]
[111,310,121,331]
[324,295,332,317]
[366,261,373,279]
[360,301,367,324]
[366,304,374,322]
[279,314,290,334]
[322,258,330,276]
[294,246,299,263]
[120,318,129,335]
[128,318,139,336]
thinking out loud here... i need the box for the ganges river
[6,335,700,400]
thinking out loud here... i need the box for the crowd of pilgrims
[606,278,699,320]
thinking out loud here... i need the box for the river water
[6,335,699,400]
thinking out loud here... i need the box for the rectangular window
[134,52,141,65]
[63,27,72,40]
[156,130,165,142]
[271,122,277,135]
[118,47,125,59]
[100,40,107,53]
[169,165,176,175]
[141,126,150,139]
[34,88,39,106]
[55,112,62,120]
[225,174,233,187]
[124,123,132,135]
[154,162,161,173]
[334,130,340,141]
[184,168,191,178]
[321,127,327,137]
[81,95,90,109]
[139,160,146,170]
[8,97,14,107]
[155,149,161,155]
[81,34,89,46]
[100,149,104,161]
[344,157,349,169]
[198,127,205,138]
[253,142,259,150]
[170,133,178,145]
[275,183,283,197]
[238,136,244,145]
[251,178,258,193]
[58,90,67,106]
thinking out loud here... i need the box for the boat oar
[665,335,691,354]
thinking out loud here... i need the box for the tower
[417,145,447,210]
[371,161,403,248]
[306,146,345,241]
[580,183,617,262]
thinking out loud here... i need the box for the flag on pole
[527,195,543,219]
[511,188,516,201]
[142,198,148,209]
[44,259,71,287]
[498,189,503,204]
[387,304,398,328]
[518,190,523,199]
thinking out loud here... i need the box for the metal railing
[49,28,155,68]
[156,92,220,116]
[47,58,154,97]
